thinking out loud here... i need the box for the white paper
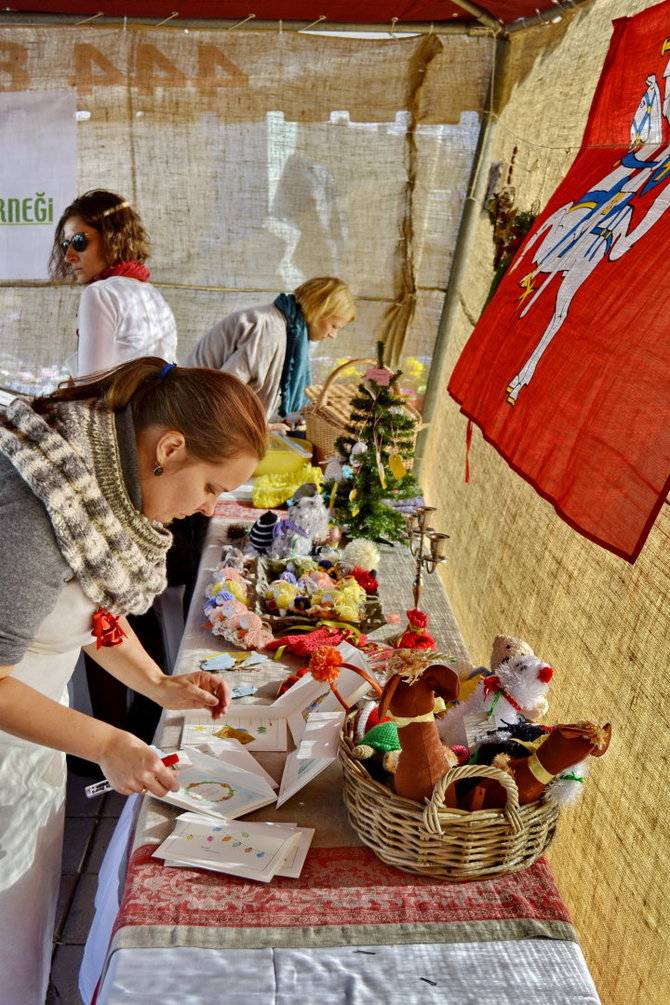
[154,813,301,882]
[152,748,276,820]
[181,706,288,751]
[191,737,279,789]
[275,826,315,878]
[294,711,344,759]
[276,750,331,808]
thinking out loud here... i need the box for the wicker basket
[303,358,373,460]
[339,713,560,882]
[303,358,423,462]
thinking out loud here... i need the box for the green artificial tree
[325,341,422,542]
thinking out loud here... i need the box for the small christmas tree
[325,342,422,542]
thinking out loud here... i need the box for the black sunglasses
[60,232,89,255]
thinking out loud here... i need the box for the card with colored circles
[153,813,304,882]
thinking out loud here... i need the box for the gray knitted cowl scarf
[0,396,171,616]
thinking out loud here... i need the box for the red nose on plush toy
[538,664,553,683]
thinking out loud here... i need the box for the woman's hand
[151,671,231,719]
[269,421,290,433]
[98,730,181,797]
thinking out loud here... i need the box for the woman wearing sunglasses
[0,357,267,1004]
[49,189,177,377]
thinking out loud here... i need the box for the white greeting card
[190,736,279,789]
[163,818,315,880]
[154,813,303,882]
[274,825,315,878]
[273,641,374,746]
[153,748,276,820]
[181,706,288,751]
[276,750,331,808]
[294,711,344,759]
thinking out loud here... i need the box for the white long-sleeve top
[184,303,287,417]
[70,275,178,377]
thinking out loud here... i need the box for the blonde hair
[34,357,268,464]
[293,277,356,326]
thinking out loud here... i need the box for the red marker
[85,751,183,798]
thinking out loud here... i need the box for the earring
[153,465,164,477]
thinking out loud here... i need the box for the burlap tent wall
[422,2,669,1003]
[0,23,492,401]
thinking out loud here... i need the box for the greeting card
[153,748,276,820]
[154,813,304,882]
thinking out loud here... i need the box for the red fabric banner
[448,2,670,562]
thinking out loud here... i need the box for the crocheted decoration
[395,608,436,650]
[357,721,401,753]
[203,560,274,650]
[248,510,280,554]
[265,625,350,656]
[341,538,380,572]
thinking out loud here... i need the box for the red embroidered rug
[213,497,285,522]
[110,844,576,952]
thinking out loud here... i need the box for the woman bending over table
[0,357,267,1005]
[185,276,355,432]
[49,188,177,377]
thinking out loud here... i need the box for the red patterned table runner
[110,844,576,952]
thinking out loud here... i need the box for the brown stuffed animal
[376,650,460,806]
[460,720,612,810]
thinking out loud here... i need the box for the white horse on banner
[506,44,670,404]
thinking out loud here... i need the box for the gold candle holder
[407,509,449,607]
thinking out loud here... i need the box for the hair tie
[158,362,177,380]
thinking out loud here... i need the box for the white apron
[0,580,95,1005]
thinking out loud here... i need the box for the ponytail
[34,357,268,463]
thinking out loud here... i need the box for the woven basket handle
[422,763,524,836]
[314,358,375,410]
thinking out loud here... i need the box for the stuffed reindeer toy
[376,651,461,807]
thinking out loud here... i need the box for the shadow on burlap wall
[422,3,669,1004]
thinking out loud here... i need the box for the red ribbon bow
[91,608,127,649]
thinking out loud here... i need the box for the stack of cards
[153,813,314,882]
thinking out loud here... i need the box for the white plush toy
[438,634,553,749]
[268,493,330,560]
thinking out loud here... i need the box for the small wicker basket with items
[329,639,612,882]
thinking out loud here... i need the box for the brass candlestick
[405,506,449,608]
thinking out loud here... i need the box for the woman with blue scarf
[185,277,355,431]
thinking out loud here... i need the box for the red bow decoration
[91,608,127,649]
[482,674,524,713]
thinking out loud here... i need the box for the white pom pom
[342,538,380,571]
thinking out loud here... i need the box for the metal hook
[227,13,256,30]
[390,16,399,38]
[298,14,326,32]
[155,11,179,27]
[75,11,103,25]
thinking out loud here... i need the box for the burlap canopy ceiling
[0,25,493,399]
